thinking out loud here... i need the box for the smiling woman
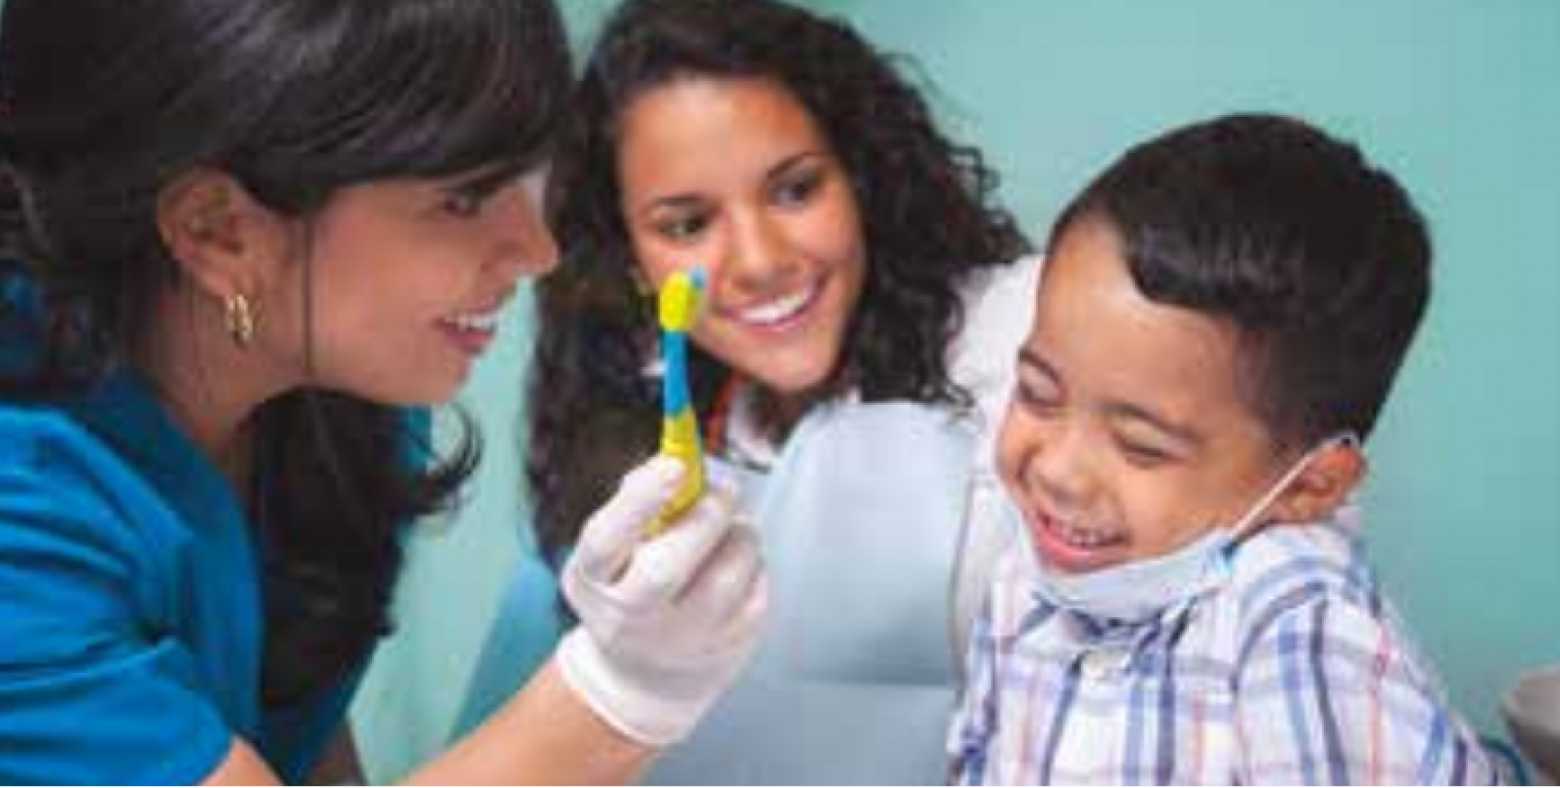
[530,0,1033,575]
[262,168,555,405]
[0,1,566,765]
[455,0,1038,782]
[300,179,535,394]
[0,0,765,783]
[615,75,869,411]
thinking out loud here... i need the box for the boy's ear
[1269,441,1366,524]
[155,169,291,301]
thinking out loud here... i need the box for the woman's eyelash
[774,172,821,202]
[441,167,528,217]
[442,190,485,217]
[657,214,708,240]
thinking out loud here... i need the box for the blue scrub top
[0,267,356,783]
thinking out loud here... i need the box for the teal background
[352,0,1560,779]
[827,0,1560,742]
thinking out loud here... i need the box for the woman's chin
[745,359,837,400]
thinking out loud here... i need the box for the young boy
[949,114,1499,784]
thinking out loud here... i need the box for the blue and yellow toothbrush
[646,267,708,537]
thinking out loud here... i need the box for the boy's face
[997,217,1293,574]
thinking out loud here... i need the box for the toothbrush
[646,267,708,537]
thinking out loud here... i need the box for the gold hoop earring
[224,292,258,348]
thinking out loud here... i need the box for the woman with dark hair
[0,0,764,783]
[458,0,1040,781]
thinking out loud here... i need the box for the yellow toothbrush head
[658,268,706,331]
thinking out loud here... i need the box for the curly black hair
[528,0,1031,560]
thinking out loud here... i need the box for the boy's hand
[556,456,768,746]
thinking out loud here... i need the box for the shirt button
[1081,648,1129,680]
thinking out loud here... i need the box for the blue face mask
[1030,432,1359,624]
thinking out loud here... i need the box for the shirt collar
[63,365,250,538]
[718,379,864,470]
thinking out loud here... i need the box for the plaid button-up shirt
[949,509,1500,785]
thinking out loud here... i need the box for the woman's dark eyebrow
[635,151,827,217]
[765,150,826,181]
[643,194,704,214]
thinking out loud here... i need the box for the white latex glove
[556,456,768,747]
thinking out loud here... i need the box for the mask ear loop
[1218,430,1362,569]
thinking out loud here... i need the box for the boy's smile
[997,217,1294,574]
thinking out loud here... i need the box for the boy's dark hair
[0,0,570,706]
[1050,113,1430,450]
[528,0,1030,560]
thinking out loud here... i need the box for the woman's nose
[495,184,560,279]
[721,207,796,291]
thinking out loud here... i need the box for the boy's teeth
[738,283,815,325]
[1057,521,1118,549]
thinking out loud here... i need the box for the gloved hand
[556,456,768,747]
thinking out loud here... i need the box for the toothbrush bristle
[658,267,706,331]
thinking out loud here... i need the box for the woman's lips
[437,308,502,357]
[721,275,826,333]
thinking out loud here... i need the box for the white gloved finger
[574,456,685,581]
[665,524,769,663]
[554,474,768,749]
[677,522,763,626]
[617,484,737,603]
[700,564,770,657]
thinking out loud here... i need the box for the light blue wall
[352,0,1560,777]
[349,295,538,781]
[820,0,1560,737]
